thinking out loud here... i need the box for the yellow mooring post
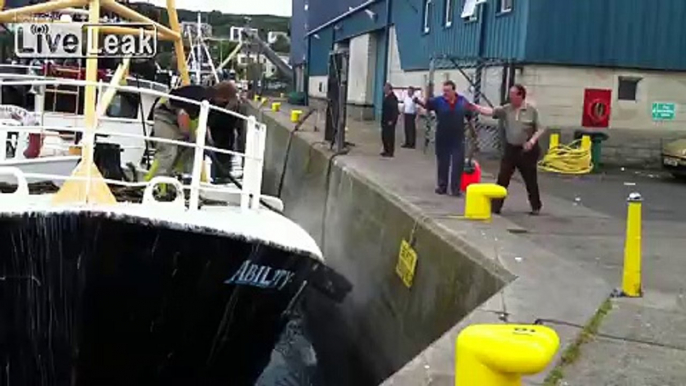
[456,324,560,386]
[581,135,592,151]
[464,183,507,220]
[291,110,303,123]
[548,133,560,150]
[621,192,643,297]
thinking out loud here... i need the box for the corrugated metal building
[290,0,308,67]
[300,0,686,131]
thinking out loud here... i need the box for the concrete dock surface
[253,101,686,385]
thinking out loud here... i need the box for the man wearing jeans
[416,80,472,197]
[469,84,545,215]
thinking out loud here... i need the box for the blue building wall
[524,0,686,71]
[304,0,686,74]
[391,0,528,70]
[307,27,334,76]
[290,0,308,65]
[331,1,388,42]
[307,0,369,32]
[373,29,388,117]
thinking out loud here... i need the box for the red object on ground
[461,159,482,192]
[24,134,42,159]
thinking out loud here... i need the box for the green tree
[270,35,290,54]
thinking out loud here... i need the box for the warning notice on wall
[396,239,418,288]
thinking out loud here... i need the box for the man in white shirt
[402,86,418,148]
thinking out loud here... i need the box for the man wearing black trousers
[468,84,545,215]
[402,86,418,148]
[381,83,399,157]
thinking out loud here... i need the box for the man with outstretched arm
[415,80,473,197]
[468,84,546,215]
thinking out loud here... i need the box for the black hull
[0,211,322,385]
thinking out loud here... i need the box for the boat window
[105,92,140,119]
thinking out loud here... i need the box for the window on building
[423,0,432,34]
[500,0,513,13]
[618,76,641,101]
[461,0,478,21]
[445,0,453,27]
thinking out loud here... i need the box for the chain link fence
[418,57,514,159]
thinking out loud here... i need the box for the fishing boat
[0,60,166,185]
[0,1,349,385]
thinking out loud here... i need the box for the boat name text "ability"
[224,261,295,290]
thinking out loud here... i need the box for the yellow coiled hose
[537,139,593,175]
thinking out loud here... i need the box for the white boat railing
[0,63,169,91]
[0,77,267,212]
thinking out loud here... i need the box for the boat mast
[196,12,202,83]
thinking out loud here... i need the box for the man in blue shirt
[416,80,473,196]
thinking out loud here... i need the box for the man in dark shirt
[380,83,399,157]
[208,81,243,181]
[416,80,473,197]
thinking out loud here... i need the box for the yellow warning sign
[396,239,418,288]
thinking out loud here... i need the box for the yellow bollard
[464,183,508,220]
[621,192,642,297]
[254,95,261,102]
[581,135,592,151]
[272,102,281,112]
[549,133,560,150]
[291,110,302,123]
[261,97,268,104]
[456,324,560,386]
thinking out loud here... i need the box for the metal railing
[0,77,266,212]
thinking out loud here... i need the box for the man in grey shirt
[468,84,546,215]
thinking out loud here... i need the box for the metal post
[189,100,210,211]
[167,0,190,85]
[473,60,483,106]
[250,122,266,210]
[202,42,220,84]
[427,55,435,98]
[336,52,348,153]
[195,12,202,83]
[241,115,258,210]
[621,192,643,297]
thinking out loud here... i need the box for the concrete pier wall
[253,107,510,383]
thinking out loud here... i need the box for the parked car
[662,138,686,178]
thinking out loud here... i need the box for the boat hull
[0,210,322,385]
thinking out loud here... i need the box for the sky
[138,0,292,17]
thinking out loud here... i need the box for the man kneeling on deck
[146,85,207,180]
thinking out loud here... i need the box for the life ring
[586,98,610,124]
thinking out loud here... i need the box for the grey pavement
[255,102,686,385]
